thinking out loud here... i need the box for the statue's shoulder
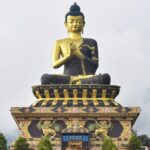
[54,38,68,45]
[83,38,98,45]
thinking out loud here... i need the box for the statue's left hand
[70,43,84,59]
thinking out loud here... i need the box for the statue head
[43,120,51,127]
[65,3,85,33]
[99,121,108,126]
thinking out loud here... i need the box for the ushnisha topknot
[70,2,80,12]
[65,2,85,22]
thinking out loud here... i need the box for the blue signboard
[62,134,89,142]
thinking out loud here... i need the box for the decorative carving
[41,121,56,138]
[95,120,111,138]
[62,119,89,133]
[66,119,85,129]
[32,85,120,101]
[120,121,131,140]
[19,121,31,138]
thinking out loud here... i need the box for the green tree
[128,134,141,150]
[102,137,117,150]
[37,136,53,150]
[138,134,150,147]
[14,137,29,150]
[0,133,7,150]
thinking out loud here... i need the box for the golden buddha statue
[41,3,110,85]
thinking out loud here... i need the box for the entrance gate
[61,133,90,150]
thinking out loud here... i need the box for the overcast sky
[0,0,150,143]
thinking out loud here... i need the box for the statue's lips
[73,27,79,29]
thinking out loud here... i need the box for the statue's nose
[73,21,77,26]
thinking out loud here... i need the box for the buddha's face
[65,15,85,33]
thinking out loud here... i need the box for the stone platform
[11,85,140,150]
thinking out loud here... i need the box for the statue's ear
[83,21,86,26]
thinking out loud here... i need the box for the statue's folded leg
[41,74,71,85]
[79,73,111,85]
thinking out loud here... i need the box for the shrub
[37,136,53,150]
[14,137,29,150]
[128,134,141,150]
[102,137,117,150]
[0,133,7,150]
